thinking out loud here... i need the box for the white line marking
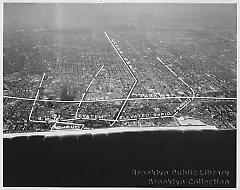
[119,116,166,122]
[104,32,138,126]
[50,120,85,131]
[74,64,105,118]
[28,73,46,121]
[4,95,237,103]
[165,65,178,77]
[104,32,137,83]
[157,56,196,116]
[109,80,137,126]
[178,77,189,88]
[4,56,235,125]
[27,73,87,129]
[63,117,116,122]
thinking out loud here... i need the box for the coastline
[3,125,222,139]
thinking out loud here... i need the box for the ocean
[3,130,236,187]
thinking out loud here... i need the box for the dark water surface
[4,130,236,187]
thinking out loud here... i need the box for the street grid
[3,32,237,129]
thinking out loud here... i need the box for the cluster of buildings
[3,28,237,132]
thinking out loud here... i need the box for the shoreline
[3,125,226,139]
